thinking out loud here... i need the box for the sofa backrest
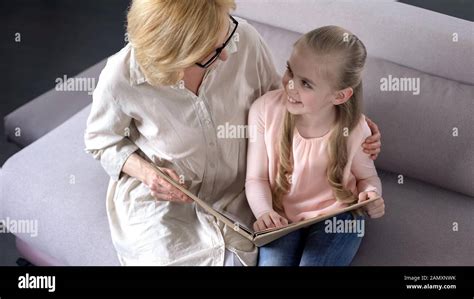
[235,1,474,197]
[235,0,473,84]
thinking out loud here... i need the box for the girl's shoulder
[250,88,286,115]
[347,114,372,148]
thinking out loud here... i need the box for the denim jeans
[258,211,365,266]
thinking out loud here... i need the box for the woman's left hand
[363,117,381,160]
[358,191,385,219]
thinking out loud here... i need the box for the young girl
[245,26,383,266]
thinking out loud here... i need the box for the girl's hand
[145,167,193,204]
[363,117,381,160]
[358,191,385,218]
[253,211,289,232]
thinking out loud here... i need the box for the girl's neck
[294,107,336,139]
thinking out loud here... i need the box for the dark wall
[399,0,474,22]
[0,0,131,119]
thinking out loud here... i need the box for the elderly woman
[84,0,383,266]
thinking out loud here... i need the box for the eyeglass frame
[195,15,238,68]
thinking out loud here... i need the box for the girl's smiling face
[282,42,348,117]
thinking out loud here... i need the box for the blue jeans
[258,211,365,266]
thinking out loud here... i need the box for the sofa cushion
[4,60,106,147]
[1,104,120,266]
[352,170,474,266]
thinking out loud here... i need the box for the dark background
[0,0,473,164]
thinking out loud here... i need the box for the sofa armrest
[4,60,106,147]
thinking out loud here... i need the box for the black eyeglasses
[195,15,238,68]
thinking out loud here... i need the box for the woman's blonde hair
[127,0,236,86]
[272,26,367,217]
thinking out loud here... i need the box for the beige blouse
[84,17,281,266]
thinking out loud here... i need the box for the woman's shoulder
[233,16,270,55]
[94,44,134,97]
[234,17,260,45]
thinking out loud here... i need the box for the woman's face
[281,42,338,116]
[193,16,232,69]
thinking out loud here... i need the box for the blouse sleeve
[84,83,139,182]
[351,117,383,199]
[245,96,275,219]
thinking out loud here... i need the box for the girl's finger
[368,206,385,217]
[358,192,368,203]
[366,195,383,208]
[367,202,384,212]
[269,213,282,227]
[367,192,380,199]
[256,221,265,231]
[262,215,274,228]
[367,202,383,211]
[368,210,385,219]
[253,222,260,232]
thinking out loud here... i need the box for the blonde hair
[272,26,367,217]
[127,0,236,86]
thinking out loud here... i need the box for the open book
[152,165,379,247]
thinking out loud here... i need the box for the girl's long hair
[271,26,367,217]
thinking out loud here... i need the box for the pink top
[245,89,382,223]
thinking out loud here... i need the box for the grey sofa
[1,1,473,266]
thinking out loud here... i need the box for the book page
[150,164,255,241]
[252,197,379,246]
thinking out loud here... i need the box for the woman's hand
[253,210,289,232]
[358,191,385,218]
[144,167,193,204]
[363,117,381,160]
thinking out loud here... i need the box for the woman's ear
[332,87,353,105]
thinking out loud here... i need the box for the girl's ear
[332,87,353,105]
